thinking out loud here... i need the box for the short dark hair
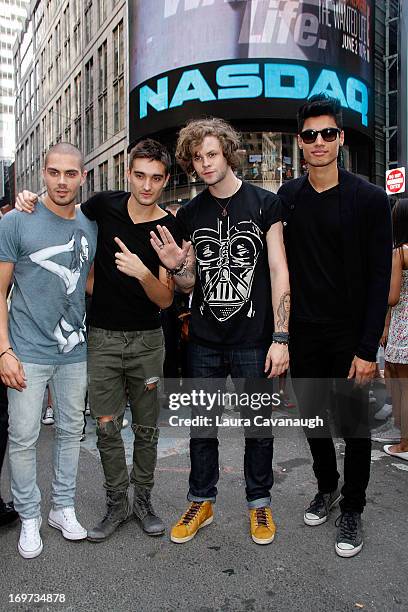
[44,142,84,170]
[128,139,171,175]
[297,94,343,133]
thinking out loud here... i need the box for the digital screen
[129,0,373,140]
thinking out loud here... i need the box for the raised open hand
[150,225,191,270]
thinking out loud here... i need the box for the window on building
[99,160,108,191]
[85,58,93,105]
[64,85,71,139]
[114,152,125,190]
[113,20,124,134]
[48,107,54,144]
[74,116,82,149]
[85,107,94,154]
[98,0,107,26]
[87,168,95,198]
[55,97,62,142]
[98,40,107,93]
[85,1,93,46]
[113,20,123,79]
[113,75,124,133]
[98,94,108,144]
[55,21,61,83]
[74,72,81,116]
[73,20,81,57]
[85,58,94,154]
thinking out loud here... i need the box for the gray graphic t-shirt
[0,202,97,364]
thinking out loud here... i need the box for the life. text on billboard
[129,0,373,141]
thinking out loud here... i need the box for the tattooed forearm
[276,291,290,332]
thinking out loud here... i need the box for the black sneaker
[0,500,19,527]
[335,511,363,558]
[304,489,342,526]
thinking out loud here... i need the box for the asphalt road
[0,397,407,612]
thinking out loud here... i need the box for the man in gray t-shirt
[0,143,97,560]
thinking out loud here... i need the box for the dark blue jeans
[187,342,274,508]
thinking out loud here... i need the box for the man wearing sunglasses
[278,94,392,557]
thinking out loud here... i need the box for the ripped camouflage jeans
[87,327,164,492]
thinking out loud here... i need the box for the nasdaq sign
[138,61,369,128]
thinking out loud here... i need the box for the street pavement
[0,392,407,612]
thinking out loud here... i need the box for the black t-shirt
[81,191,181,331]
[285,181,349,323]
[176,181,282,348]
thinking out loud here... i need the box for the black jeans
[187,342,274,508]
[289,321,371,514]
[0,382,9,501]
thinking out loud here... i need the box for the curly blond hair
[175,117,242,175]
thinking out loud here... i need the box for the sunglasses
[300,128,341,144]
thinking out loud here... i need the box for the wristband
[168,261,188,276]
[273,332,289,343]
[0,347,19,361]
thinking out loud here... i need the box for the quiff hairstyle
[44,142,85,171]
[128,138,171,175]
[176,117,242,175]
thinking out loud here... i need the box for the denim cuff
[247,496,271,509]
[187,492,216,504]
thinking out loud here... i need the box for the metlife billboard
[129,0,373,141]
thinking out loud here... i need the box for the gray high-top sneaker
[133,485,165,536]
[87,490,131,542]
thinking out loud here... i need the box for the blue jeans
[187,342,274,509]
[8,362,87,520]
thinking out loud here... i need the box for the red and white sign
[385,167,406,195]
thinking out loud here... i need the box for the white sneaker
[371,419,401,443]
[48,507,87,540]
[374,403,393,421]
[18,517,43,559]
[41,406,54,425]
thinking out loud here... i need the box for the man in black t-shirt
[151,118,290,546]
[16,140,180,542]
[278,95,392,558]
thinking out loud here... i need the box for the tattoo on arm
[276,291,290,332]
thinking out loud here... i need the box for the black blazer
[278,168,393,363]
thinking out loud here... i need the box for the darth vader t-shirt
[176,181,282,348]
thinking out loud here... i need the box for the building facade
[0,0,29,205]
[13,1,407,202]
[14,0,127,199]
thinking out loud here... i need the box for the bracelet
[168,261,188,276]
[272,340,289,346]
[0,347,15,359]
[273,332,289,342]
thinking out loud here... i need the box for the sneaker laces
[335,512,358,540]
[179,502,203,525]
[22,518,39,537]
[307,492,325,514]
[254,507,271,527]
[61,507,77,524]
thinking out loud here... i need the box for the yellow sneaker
[250,506,276,545]
[170,501,213,543]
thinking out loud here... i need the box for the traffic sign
[385,167,406,195]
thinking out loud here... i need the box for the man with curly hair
[151,117,290,545]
